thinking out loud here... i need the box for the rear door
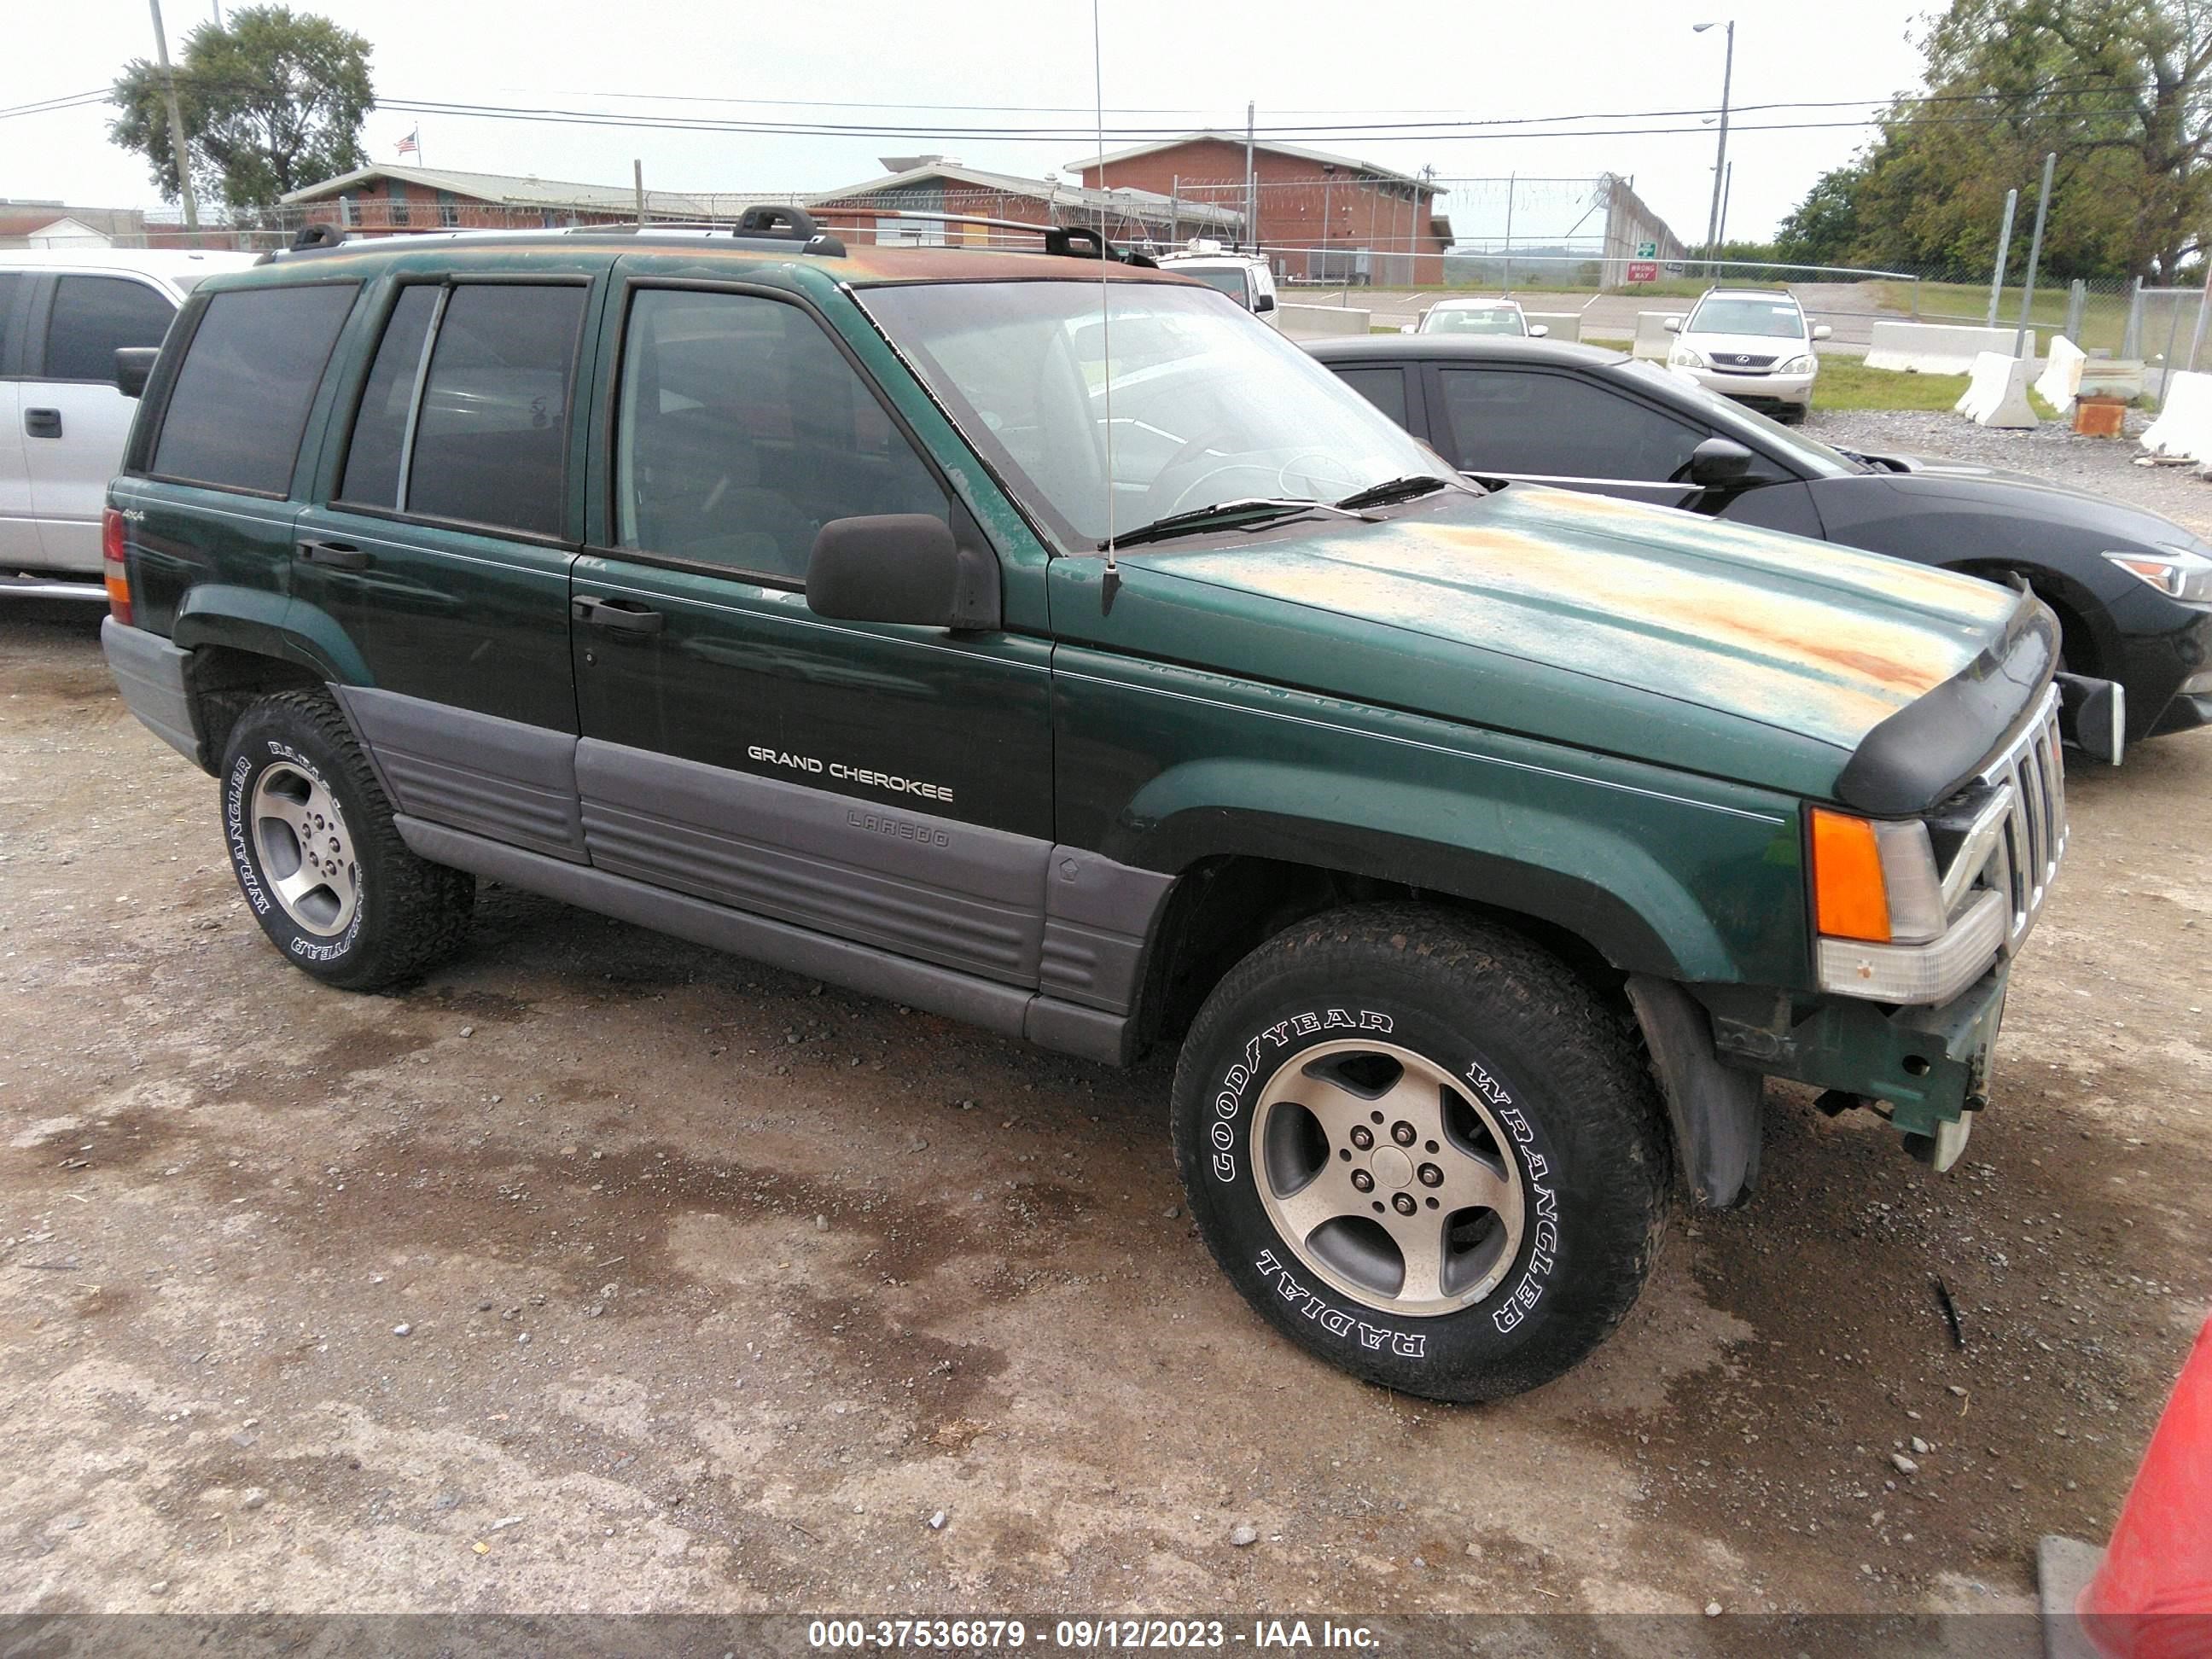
[1420,362,1708,508]
[0,272,33,568]
[292,265,604,861]
[23,271,178,572]
[568,275,1056,986]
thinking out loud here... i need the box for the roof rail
[847,210,1157,266]
[259,203,852,262]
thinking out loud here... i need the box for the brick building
[1070,134,1451,286]
[280,165,720,234]
[806,160,1240,251]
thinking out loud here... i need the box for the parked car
[103,212,2074,1403]
[1413,296,1545,338]
[1662,285,1831,422]
[0,248,259,593]
[1309,332,2204,746]
[1155,241,1278,324]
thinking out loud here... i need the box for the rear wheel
[1171,905,1670,1402]
[219,690,474,990]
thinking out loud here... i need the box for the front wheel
[1171,905,1670,1402]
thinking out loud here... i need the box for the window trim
[324,272,594,544]
[0,271,36,379]
[137,279,362,501]
[30,270,177,386]
[589,275,962,591]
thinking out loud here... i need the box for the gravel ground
[2,431,2209,1628]
[1807,408,2212,538]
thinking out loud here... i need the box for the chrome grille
[1975,687,2066,950]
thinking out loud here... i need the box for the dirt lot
[2,475,2209,1627]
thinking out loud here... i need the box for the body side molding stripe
[393,817,1131,1066]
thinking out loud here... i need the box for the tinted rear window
[338,285,439,507]
[45,275,175,381]
[403,284,585,537]
[153,284,357,495]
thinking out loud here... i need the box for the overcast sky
[9,0,1932,244]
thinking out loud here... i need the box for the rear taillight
[102,507,131,626]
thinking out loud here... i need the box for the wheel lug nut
[1349,1126,1373,1150]
[1391,1121,1416,1147]
[1418,1163,1443,1187]
[1392,1193,1417,1216]
[1350,1169,1374,1193]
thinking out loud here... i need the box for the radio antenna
[1092,0,1121,608]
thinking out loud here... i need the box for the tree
[1778,0,2212,281]
[110,7,374,213]
[1775,163,1871,268]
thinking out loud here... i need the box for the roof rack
[265,202,848,262]
[833,209,1157,266]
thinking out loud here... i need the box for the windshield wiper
[1333,473,1458,509]
[1109,497,1373,550]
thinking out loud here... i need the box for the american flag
[395,126,419,157]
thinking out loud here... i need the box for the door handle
[572,596,665,635]
[24,408,61,439]
[296,538,370,570]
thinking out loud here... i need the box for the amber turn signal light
[1809,807,1892,943]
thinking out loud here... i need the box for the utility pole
[1169,173,1179,246]
[1695,20,1733,271]
[633,160,645,228]
[1501,172,1515,293]
[1243,102,1256,254]
[1716,160,1733,257]
[148,0,200,233]
[1986,187,2018,327]
[2013,150,2055,358]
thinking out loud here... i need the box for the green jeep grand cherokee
[98,210,2069,1402]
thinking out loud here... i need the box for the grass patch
[1876,281,2133,352]
[1813,358,2061,417]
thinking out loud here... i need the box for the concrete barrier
[2140,370,2212,462]
[1955,351,2039,428]
[2080,358,2147,400]
[1632,311,1680,360]
[1524,311,1580,342]
[1867,320,2035,375]
[1277,303,1371,339]
[2035,336,2087,413]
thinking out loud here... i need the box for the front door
[1423,364,1708,509]
[22,271,178,573]
[292,270,602,861]
[570,279,1055,987]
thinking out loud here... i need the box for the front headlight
[1669,346,1707,370]
[1809,806,2003,1004]
[1777,354,1818,375]
[2103,546,2212,602]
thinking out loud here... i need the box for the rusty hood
[1092,483,2041,798]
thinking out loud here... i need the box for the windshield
[1612,358,1860,479]
[1685,296,1807,339]
[1423,305,1524,335]
[861,280,1443,547]
[1172,266,1254,306]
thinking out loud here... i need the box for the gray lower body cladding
[102,617,204,767]
[393,816,1136,1066]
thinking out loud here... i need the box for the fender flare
[1625,974,1761,1208]
[169,587,370,688]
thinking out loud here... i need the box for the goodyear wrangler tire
[1171,904,1670,1402]
[218,691,474,991]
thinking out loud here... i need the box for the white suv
[1,247,259,593]
[1663,288,1831,423]
[1413,296,1547,338]
[1156,242,1280,327]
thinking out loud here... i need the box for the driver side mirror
[114,346,159,399]
[1527,323,1550,338]
[1253,292,1276,313]
[806,514,1000,632]
[1686,436,1758,490]
[1812,323,1833,341]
